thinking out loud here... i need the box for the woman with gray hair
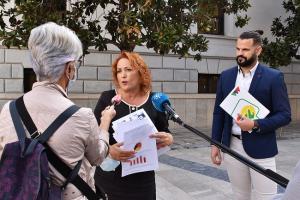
[0,22,115,199]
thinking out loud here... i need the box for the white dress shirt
[231,62,259,135]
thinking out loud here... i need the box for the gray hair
[28,22,83,82]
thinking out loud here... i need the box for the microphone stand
[171,116,289,188]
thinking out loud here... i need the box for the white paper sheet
[112,109,168,177]
[220,86,270,121]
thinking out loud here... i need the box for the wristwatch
[252,120,260,132]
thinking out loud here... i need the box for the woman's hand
[109,142,135,162]
[150,132,173,149]
[99,105,116,131]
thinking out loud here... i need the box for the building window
[42,0,66,11]
[198,73,219,93]
[197,3,224,35]
[24,68,36,93]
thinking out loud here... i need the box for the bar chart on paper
[129,156,147,166]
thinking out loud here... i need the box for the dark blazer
[211,64,291,159]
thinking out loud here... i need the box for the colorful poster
[220,86,270,121]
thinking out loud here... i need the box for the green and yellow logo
[240,105,256,119]
[231,99,261,121]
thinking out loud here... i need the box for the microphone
[111,94,121,106]
[151,92,183,124]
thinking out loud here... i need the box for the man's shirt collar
[238,61,259,77]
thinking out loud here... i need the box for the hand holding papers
[220,86,269,121]
[112,109,168,177]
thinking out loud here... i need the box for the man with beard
[210,31,291,200]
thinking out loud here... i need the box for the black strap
[15,97,37,134]
[62,160,83,189]
[15,96,106,200]
[38,105,80,143]
[9,101,27,156]
[45,146,107,199]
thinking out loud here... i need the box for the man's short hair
[239,30,263,45]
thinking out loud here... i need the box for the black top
[94,90,170,200]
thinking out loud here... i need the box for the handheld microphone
[151,92,183,124]
[111,94,121,106]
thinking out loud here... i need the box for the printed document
[220,86,270,121]
[112,109,168,177]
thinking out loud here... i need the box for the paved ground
[156,123,300,200]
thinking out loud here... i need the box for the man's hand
[235,114,255,131]
[211,145,222,165]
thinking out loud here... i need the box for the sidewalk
[156,123,300,200]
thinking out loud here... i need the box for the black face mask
[236,54,257,68]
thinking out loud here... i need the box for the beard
[236,54,257,68]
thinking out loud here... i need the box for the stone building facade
[1,0,300,129]
[1,46,300,129]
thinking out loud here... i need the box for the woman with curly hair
[94,51,173,200]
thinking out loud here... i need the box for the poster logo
[240,105,256,120]
[232,99,260,120]
[231,86,240,96]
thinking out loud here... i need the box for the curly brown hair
[112,51,152,93]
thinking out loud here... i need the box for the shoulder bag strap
[9,100,27,156]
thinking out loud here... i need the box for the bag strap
[15,96,106,200]
[9,101,28,156]
[15,97,38,136]
[16,96,80,143]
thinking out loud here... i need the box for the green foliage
[261,0,300,67]
[0,0,251,60]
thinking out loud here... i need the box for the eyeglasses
[75,59,82,69]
